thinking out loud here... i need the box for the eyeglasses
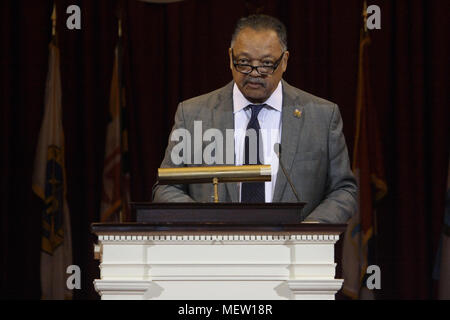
[232,49,285,76]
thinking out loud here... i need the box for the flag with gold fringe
[32,37,73,299]
[341,17,387,299]
[100,19,130,223]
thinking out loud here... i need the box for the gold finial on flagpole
[116,0,123,39]
[51,3,57,36]
[362,0,368,33]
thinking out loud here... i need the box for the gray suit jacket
[152,80,357,223]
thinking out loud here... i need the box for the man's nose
[249,67,261,77]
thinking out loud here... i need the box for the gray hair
[230,14,288,51]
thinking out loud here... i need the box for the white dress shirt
[233,81,282,202]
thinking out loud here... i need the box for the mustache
[243,77,266,87]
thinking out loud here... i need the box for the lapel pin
[294,109,302,118]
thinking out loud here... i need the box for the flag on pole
[100,18,130,222]
[341,5,387,298]
[32,28,73,299]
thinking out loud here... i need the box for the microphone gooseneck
[274,143,301,203]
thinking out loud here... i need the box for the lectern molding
[92,222,345,300]
[93,280,154,300]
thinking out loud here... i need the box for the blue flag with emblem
[32,38,73,300]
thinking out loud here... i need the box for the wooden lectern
[92,203,345,300]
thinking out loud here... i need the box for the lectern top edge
[91,222,348,235]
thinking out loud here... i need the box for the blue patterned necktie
[241,104,266,203]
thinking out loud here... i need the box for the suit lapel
[212,82,239,202]
[272,80,305,202]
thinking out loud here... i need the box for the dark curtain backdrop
[0,0,448,299]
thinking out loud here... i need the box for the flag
[100,23,130,222]
[32,40,73,300]
[341,25,387,299]
[433,158,450,299]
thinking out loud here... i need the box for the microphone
[274,143,301,202]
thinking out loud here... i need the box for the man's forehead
[233,50,276,60]
[233,28,281,50]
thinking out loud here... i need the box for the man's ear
[282,51,289,72]
[228,48,234,71]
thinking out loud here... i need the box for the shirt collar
[233,81,283,114]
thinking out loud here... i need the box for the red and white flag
[342,26,387,299]
[100,34,130,222]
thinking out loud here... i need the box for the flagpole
[118,16,124,223]
[116,1,129,223]
[100,3,131,223]
[362,0,368,34]
[34,2,73,299]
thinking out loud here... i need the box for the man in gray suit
[153,14,357,223]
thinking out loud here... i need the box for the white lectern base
[93,232,343,300]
